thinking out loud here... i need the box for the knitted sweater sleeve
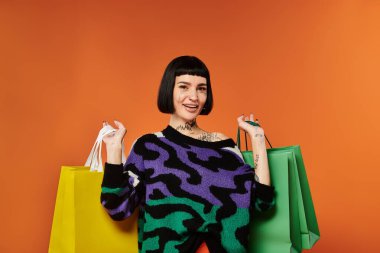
[100,137,146,221]
[251,168,275,212]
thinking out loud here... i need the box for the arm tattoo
[254,154,259,169]
[254,154,260,182]
[254,172,260,183]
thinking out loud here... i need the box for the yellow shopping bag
[49,126,139,253]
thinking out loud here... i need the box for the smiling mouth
[183,104,199,109]
[183,104,199,113]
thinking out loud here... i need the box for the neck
[169,114,203,135]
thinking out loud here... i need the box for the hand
[237,113,265,144]
[102,120,127,149]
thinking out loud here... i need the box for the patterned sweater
[100,125,275,253]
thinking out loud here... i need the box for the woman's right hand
[102,120,127,164]
[102,120,127,149]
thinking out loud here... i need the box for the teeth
[184,105,198,108]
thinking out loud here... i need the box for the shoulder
[130,133,158,148]
[212,132,231,141]
[127,133,160,156]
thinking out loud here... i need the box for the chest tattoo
[197,132,222,142]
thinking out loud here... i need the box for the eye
[198,87,207,91]
[179,85,188,89]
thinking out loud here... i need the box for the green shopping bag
[236,121,320,253]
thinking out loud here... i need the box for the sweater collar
[162,124,235,148]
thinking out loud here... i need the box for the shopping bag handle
[236,120,273,150]
[84,124,126,172]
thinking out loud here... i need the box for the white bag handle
[84,124,126,172]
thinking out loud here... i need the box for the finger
[237,114,244,122]
[104,132,113,138]
[114,120,125,129]
[245,116,248,121]
[250,113,254,121]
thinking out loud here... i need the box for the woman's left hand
[237,113,265,144]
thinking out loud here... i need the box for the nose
[189,88,198,101]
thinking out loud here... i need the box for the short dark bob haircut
[157,55,213,115]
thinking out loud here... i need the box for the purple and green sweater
[100,124,275,253]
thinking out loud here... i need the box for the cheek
[200,93,207,104]
[174,90,186,102]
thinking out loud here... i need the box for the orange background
[1,0,379,252]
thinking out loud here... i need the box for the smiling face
[172,74,208,122]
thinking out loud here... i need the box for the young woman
[101,56,275,253]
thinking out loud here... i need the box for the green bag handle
[236,120,273,150]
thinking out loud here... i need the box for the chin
[183,115,198,121]
[179,112,200,121]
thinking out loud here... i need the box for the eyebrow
[176,81,207,86]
